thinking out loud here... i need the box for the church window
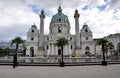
[85,46,91,56]
[58,19,61,22]
[58,27,61,33]
[58,49,61,55]
[47,45,49,50]
[71,45,72,49]
[86,37,88,40]
[85,46,90,50]
[85,29,88,32]
[31,37,34,41]
[32,30,34,32]
[70,37,72,40]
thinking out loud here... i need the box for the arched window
[85,46,91,56]
[31,30,34,32]
[71,45,72,49]
[85,29,88,32]
[85,46,89,50]
[58,49,61,55]
[47,45,49,50]
[58,19,61,22]
[31,37,34,41]
[86,37,88,40]
[58,27,61,33]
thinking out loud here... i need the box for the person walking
[13,53,17,68]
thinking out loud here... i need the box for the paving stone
[0,65,120,78]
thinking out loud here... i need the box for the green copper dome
[51,6,69,24]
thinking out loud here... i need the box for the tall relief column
[38,10,45,56]
[74,9,81,55]
[38,9,45,55]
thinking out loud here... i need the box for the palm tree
[56,37,68,67]
[11,37,25,67]
[97,38,108,66]
[11,37,25,55]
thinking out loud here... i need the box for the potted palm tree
[56,37,68,67]
[97,38,108,66]
[11,37,25,68]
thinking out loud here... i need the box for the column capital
[74,9,80,18]
[39,9,45,18]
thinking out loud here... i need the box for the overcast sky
[0,0,120,41]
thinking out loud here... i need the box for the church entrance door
[58,49,61,55]
[30,47,34,57]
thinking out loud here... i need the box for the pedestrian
[13,53,17,68]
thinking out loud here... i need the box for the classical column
[65,45,67,55]
[49,43,52,56]
[69,44,72,55]
[74,9,80,49]
[55,45,57,55]
[68,45,70,55]
[39,9,45,48]
[51,43,54,55]
[47,44,50,55]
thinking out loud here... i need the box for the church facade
[26,6,94,57]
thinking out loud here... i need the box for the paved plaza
[0,65,120,78]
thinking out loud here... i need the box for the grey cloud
[0,24,29,41]
[105,0,120,11]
